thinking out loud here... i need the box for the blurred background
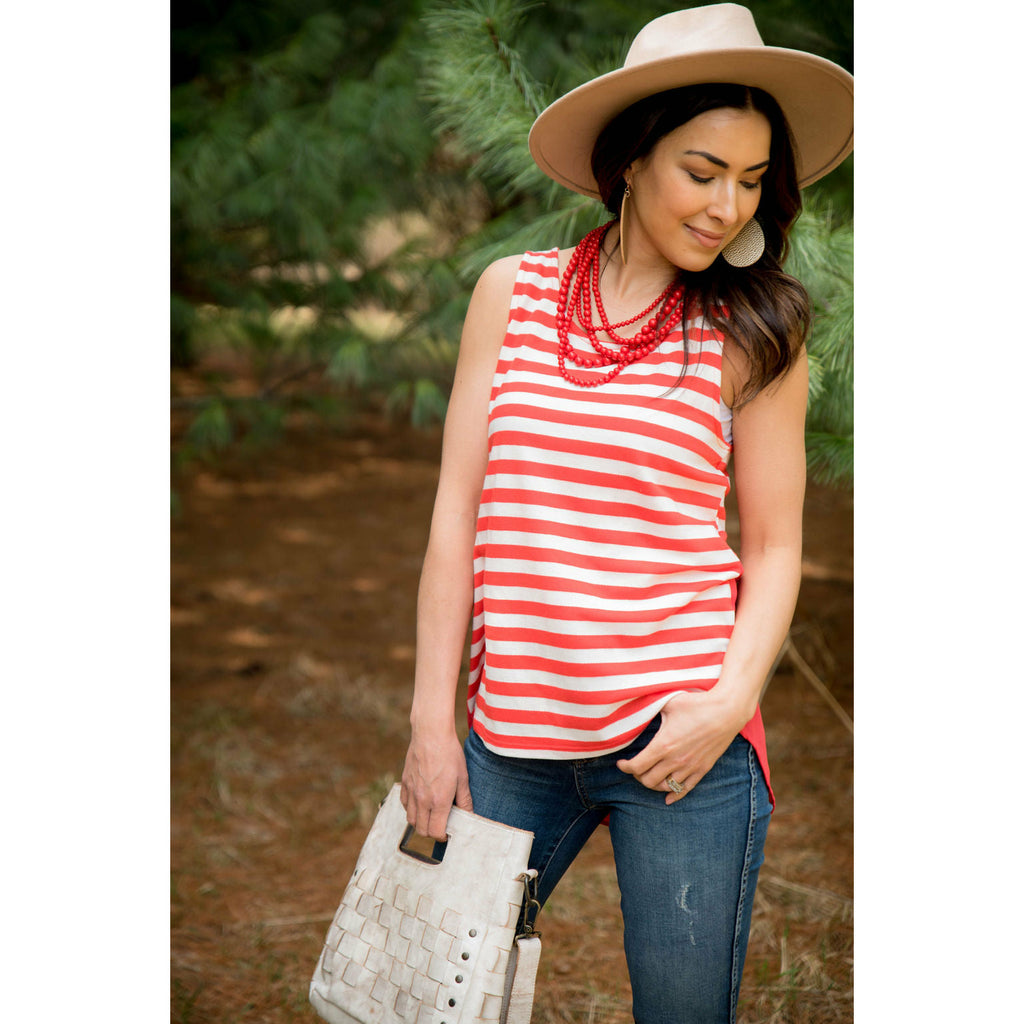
[171,2,853,1021]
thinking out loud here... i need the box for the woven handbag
[310,784,541,1024]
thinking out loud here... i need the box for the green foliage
[787,197,854,488]
[171,0,853,490]
[172,0,459,450]
[386,378,450,428]
[171,1,435,365]
[184,397,234,452]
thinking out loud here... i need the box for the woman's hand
[400,728,473,840]
[616,691,748,805]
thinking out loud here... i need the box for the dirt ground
[171,409,853,1024]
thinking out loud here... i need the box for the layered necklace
[556,222,686,387]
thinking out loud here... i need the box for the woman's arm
[400,255,520,839]
[617,347,809,801]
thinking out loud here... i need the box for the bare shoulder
[457,254,525,364]
[449,254,523,387]
[720,335,808,412]
[472,253,524,307]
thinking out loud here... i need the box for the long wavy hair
[591,84,811,406]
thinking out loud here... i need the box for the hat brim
[528,46,853,196]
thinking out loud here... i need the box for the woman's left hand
[616,691,748,805]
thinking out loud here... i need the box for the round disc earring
[721,216,765,267]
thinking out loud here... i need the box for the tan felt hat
[528,3,853,196]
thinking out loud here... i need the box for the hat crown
[624,4,764,70]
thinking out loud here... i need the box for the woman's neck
[598,222,678,316]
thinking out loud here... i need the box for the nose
[706,182,740,228]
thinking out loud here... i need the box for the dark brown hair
[591,84,811,405]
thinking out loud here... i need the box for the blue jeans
[463,718,771,1024]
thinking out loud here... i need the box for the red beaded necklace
[556,222,686,387]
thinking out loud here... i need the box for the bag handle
[397,824,446,865]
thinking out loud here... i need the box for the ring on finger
[666,776,685,795]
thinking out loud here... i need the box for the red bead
[554,222,685,387]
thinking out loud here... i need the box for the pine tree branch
[782,636,854,735]
[171,361,328,409]
[482,14,545,118]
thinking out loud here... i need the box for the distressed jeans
[463,717,771,1024]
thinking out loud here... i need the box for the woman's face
[626,106,771,273]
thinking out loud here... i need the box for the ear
[625,153,648,189]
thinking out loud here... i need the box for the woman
[400,5,853,1021]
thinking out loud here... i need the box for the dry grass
[171,418,852,1024]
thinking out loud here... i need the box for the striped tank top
[466,248,770,791]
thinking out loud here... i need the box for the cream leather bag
[310,784,541,1024]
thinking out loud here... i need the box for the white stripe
[512,263,554,293]
[483,636,730,666]
[477,499,729,541]
[483,609,733,636]
[481,661,724,690]
[481,529,737,570]
[480,480,728,525]
[481,557,737,590]
[476,581,734,614]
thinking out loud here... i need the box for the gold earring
[620,183,632,266]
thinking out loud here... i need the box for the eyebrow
[685,149,769,172]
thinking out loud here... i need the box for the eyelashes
[686,171,762,191]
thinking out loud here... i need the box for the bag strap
[502,934,541,1024]
[500,870,542,1023]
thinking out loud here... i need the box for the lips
[685,225,726,249]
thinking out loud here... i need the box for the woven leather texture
[310,785,535,1024]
